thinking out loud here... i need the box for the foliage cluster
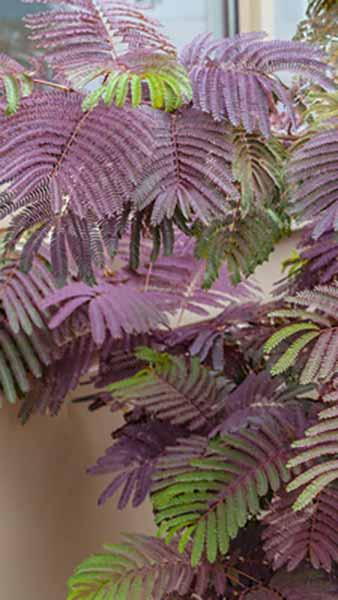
[0,0,338,598]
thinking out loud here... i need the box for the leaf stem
[32,78,74,93]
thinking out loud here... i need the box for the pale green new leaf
[287,386,338,510]
[270,331,320,375]
[3,74,20,115]
[264,322,320,354]
[67,535,193,600]
[191,520,206,567]
[81,57,192,112]
[266,284,338,381]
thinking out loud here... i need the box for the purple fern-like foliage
[134,107,239,224]
[42,280,173,345]
[92,336,149,388]
[1,1,338,599]
[0,90,158,282]
[164,301,273,375]
[122,231,257,312]
[289,125,338,240]
[0,90,153,249]
[23,0,176,87]
[262,487,338,573]
[89,419,189,508]
[212,371,302,436]
[181,31,333,135]
[19,334,95,421]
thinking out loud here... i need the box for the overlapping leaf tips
[67,534,195,600]
[106,348,228,432]
[262,487,338,572]
[287,382,338,510]
[23,0,176,74]
[0,320,50,406]
[93,338,148,388]
[289,231,338,291]
[196,209,286,286]
[0,91,153,220]
[135,107,239,225]
[244,567,338,599]
[126,232,256,314]
[42,283,171,346]
[67,533,229,600]
[23,0,192,111]
[0,258,53,335]
[0,91,153,278]
[88,421,188,508]
[181,32,333,135]
[164,301,264,374]
[212,371,294,436]
[265,284,338,382]
[232,129,285,211]
[82,52,193,112]
[288,127,338,241]
[153,414,299,567]
[0,256,55,405]
[24,336,95,420]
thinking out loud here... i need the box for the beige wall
[0,404,156,598]
[0,235,299,599]
[239,0,307,39]
[239,0,275,36]
[239,0,263,33]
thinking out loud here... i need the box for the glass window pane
[0,1,227,53]
[0,0,46,56]
[1,0,43,18]
[273,0,307,39]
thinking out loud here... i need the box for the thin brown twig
[32,78,74,93]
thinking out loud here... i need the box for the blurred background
[0,1,311,599]
[1,0,308,51]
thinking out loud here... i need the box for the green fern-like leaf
[0,257,55,405]
[67,534,194,600]
[0,325,47,406]
[18,73,34,98]
[81,86,106,112]
[195,209,288,287]
[305,90,338,124]
[264,322,320,354]
[0,54,35,115]
[3,74,20,115]
[288,463,338,510]
[82,57,192,112]
[266,285,338,382]
[232,129,285,212]
[270,331,320,376]
[153,421,295,566]
[287,385,338,510]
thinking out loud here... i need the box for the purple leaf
[48,296,89,329]
[181,31,333,135]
